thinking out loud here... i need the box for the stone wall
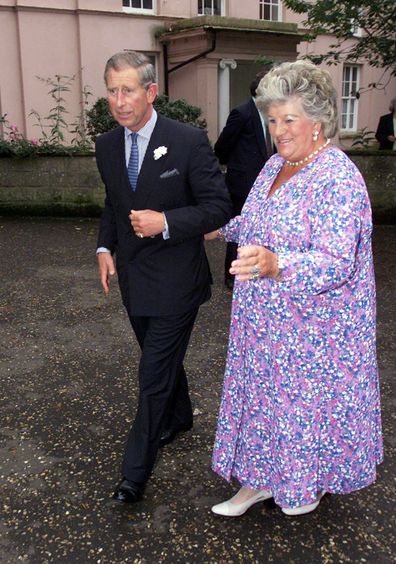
[0,152,395,221]
[347,151,396,223]
[0,155,104,216]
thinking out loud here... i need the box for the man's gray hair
[104,51,156,89]
[256,60,339,138]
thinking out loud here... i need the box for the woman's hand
[229,245,279,280]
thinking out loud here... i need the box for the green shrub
[85,94,207,142]
[1,80,208,157]
[86,97,118,141]
[0,117,93,158]
[154,95,207,129]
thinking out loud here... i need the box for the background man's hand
[97,252,116,294]
[129,209,165,238]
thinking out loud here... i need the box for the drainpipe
[162,31,217,97]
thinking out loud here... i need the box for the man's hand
[97,252,116,295]
[129,209,165,238]
[204,230,221,241]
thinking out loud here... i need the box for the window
[198,0,222,16]
[341,65,360,131]
[123,0,154,13]
[350,19,363,37]
[259,0,280,21]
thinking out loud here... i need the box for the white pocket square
[160,168,180,179]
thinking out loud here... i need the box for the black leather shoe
[159,423,193,448]
[112,478,144,504]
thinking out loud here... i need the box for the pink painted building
[1,0,395,145]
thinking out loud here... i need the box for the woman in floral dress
[208,61,383,517]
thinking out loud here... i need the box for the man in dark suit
[375,97,396,150]
[214,69,273,289]
[96,51,231,504]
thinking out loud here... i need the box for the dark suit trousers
[225,196,245,281]
[121,307,199,483]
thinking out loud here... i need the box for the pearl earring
[313,131,319,142]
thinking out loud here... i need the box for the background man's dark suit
[375,112,395,150]
[214,96,271,286]
[96,114,231,489]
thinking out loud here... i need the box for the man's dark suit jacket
[375,112,395,150]
[96,114,232,317]
[214,98,270,212]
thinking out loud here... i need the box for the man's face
[106,66,158,132]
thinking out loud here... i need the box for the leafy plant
[0,115,92,158]
[1,74,95,158]
[85,94,207,142]
[154,95,207,129]
[86,97,118,141]
[30,74,76,144]
[69,84,93,149]
[1,76,208,157]
[283,0,396,84]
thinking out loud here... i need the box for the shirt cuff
[96,247,111,254]
[162,213,170,240]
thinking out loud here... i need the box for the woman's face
[267,97,320,163]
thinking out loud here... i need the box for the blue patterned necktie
[127,132,139,191]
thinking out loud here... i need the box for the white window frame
[197,0,224,16]
[341,65,360,132]
[122,0,156,15]
[259,0,282,22]
[350,20,363,37]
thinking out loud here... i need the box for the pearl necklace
[285,138,331,167]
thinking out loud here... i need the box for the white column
[218,58,237,133]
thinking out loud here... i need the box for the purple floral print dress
[212,146,383,510]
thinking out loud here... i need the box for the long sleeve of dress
[277,169,372,296]
[219,214,242,243]
[239,148,373,297]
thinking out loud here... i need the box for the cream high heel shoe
[281,492,325,516]
[211,489,273,517]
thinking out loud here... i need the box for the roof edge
[157,15,301,38]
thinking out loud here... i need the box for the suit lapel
[134,115,171,208]
[109,126,131,192]
[250,99,267,158]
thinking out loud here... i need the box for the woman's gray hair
[104,51,156,90]
[256,60,339,138]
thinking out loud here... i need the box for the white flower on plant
[153,146,168,160]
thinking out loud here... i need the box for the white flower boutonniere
[153,146,168,160]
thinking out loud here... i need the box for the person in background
[214,68,274,290]
[375,97,396,150]
[206,60,383,517]
[96,51,231,504]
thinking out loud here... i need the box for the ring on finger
[137,232,144,239]
[251,265,260,277]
